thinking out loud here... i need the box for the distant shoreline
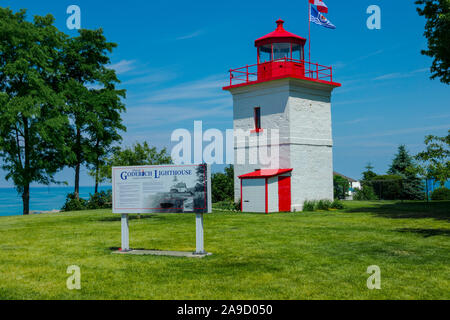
[0,185,112,189]
[0,185,112,217]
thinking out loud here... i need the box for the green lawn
[0,201,449,300]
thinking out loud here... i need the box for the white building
[334,172,361,200]
[223,19,341,212]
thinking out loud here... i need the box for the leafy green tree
[388,145,424,200]
[333,175,349,200]
[61,29,125,199]
[212,165,234,202]
[353,185,378,201]
[356,163,378,200]
[85,79,126,194]
[96,142,172,182]
[430,187,450,200]
[415,0,450,84]
[0,8,69,214]
[362,163,377,181]
[416,130,450,186]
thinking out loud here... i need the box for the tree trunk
[23,117,30,215]
[94,165,99,194]
[75,162,80,199]
[94,146,99,194]
[74,128,81,199]
[22,184,30,215]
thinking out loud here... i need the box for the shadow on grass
[109,247,160,251]
[344,201,450,222]
[98,214,167,222]
[396,228,450,238]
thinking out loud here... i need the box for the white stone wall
[228,78,336,211]
[267,176,278,212]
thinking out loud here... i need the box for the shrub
[431,187,450,200]
[353,185,378,201]
[316,199,332,210]
[61,193,87,212]
[303,200,316,212]
[235,199,241,211]
[87,190,112,209]
[213,200,236,211]
[369,175,403,200]
[331,200,345,210]
[303,199,342,212]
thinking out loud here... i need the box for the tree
[96,142,172,182]
[85,75,126,194]
[212,165,234,202]
[362,163,377,181]
[388,145,424,200]
[333,175,349,200]
[61,28,124,199]
[358,163,378,200]
[416,130,450,186]
[0,8,69,215]
[353,185,378,201]
[415,0,450,84]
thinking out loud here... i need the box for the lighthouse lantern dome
[255,19,306,63]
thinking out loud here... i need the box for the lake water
[0,186,111,217]
[0,180,447,217]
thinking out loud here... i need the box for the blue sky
[0,0,449,188]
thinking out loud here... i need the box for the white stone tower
[223,19,340,212]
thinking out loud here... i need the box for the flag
[309,0,328,14]
[310,5,336,29]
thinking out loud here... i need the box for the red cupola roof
[255,19,306,47]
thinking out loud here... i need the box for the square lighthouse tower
[223,19,341,212]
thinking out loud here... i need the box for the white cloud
[124,103,231,129]
[335,117,372,125]
[336,124,450,140]
[121,74,232,130]
[139,74,227,103]
[121,71,178,85]
[176,30,204,40]
[108,60,136,75]
[374,68,428,81]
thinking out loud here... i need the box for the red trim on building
[254,107,261,130]
[255,19,306,47]
[223,73,341,90]
[238,168,293,179]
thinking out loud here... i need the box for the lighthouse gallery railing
[228,58,334,86]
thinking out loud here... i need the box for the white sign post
[195,214,204,254]
[121,214,130,252]
[113,164,211,255]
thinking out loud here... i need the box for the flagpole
[308,1,311,75]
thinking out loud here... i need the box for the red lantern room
[256,19,306,63]
[223,19,340,89]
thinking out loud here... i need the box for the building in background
[333,172,361,200]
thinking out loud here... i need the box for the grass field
[0,201,449,300]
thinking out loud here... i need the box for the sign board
[112,164,211,214]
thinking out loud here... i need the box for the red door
[278,176,291,212]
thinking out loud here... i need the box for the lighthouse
[223,19,341,212]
